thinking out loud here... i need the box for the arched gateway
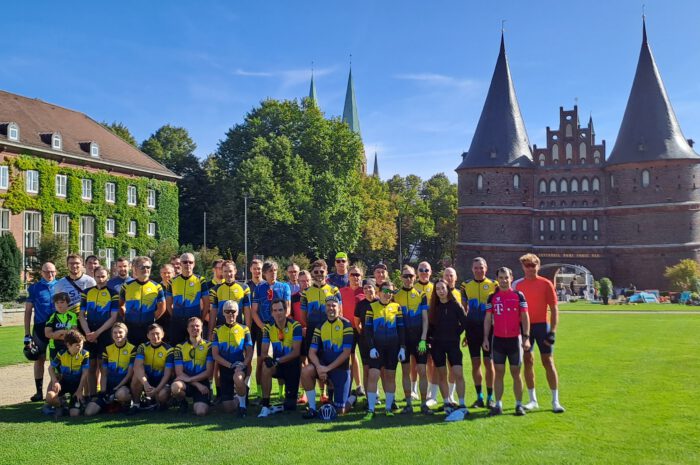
[539,263,595,301]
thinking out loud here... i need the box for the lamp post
[398,215,403,266]
[243,193,249,281]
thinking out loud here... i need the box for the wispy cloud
[233,69,275,77]
[232,67,336,88]
[394,73,481,91]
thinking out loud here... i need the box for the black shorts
[218,365,247,401]
[466,320,491,359]
[529,323,553,355]
[32,323,49,356]
[169,317,190,346]
[56,379,80,398]
[146,374,167,388]
[250,323,264,357]
[357,332,371,365]
[404,337,428,365]
[302,325,318,358]
[271,359,301,404]
[491,336,523,366]
[185,382,211,404]
[368,342,400,371]
[126,323,150,348]
[86,329,113,360]
[430,339,462,368]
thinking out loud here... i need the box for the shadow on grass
[0,401,546,431]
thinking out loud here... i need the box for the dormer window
[8,123,19,141]
[52,133,62,151]
[90,142,99,158]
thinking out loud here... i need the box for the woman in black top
[428,280,469,413]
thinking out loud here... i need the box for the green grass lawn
[560,301,699,311]
[0,326,25,367]
[1,313,699,464]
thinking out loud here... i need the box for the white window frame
[90,142,99,158]
[26,170,39,193]
[105,218,115,235]
[24,211,42,268]
[147,222,156,237]
[129,248,137,261]
[52,133,62,151]
[0,208,9,235]
[147,189,156,208]
[8,123,19,141]
[513,174,520,190]
[0,165,8,189]
[641,170,650,188]
[128,220,137,236]
[81,178,92,200]
[105,182,116,203]
[53,213,70,243]
[127,185,137,206]
[55,174,67,198]
[79,216,95,257]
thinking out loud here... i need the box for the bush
[599,277,613,305]
[31,235,68,280]
[0,234,22,300]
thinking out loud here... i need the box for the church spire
[457,31,532,169]
[342,66,361,135]
[608,17,698,164]
[308,65,318,105]
[372,152,379,178]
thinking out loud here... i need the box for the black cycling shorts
[529,323,553,355]
[368,343,399,371]
[491,336,523,366]
[430,339,462,368]
[466,320,492,359]
[218,365,247,401]
[404,337,428,365]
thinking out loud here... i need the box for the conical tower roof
[309,72,318,105]
[342,68,361,135]
[457,33,532,169]
[607,19,698,165]
[372,152,379,177]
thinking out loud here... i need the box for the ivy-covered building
[0,90,179,270]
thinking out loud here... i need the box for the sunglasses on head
[350,272,361,277]
[417,268,430,273]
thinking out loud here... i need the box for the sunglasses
[381,288,396,294]
[181,260,194,264]
[417,268,430,273]
[523,263,537,268]
[223,309,237,315]
[140,265,152,270]
[402,274,415,279]
[350,273,361,277]
[312,270,325,275]
[335,259,347,263]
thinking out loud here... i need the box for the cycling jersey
[168,274,208,319]
[102,342,136,387]
[173,339,212,377]
[135,342,173,381]
[394,287,428,337]
[210,282,251,321]
[55,274,96,312]
[327,273,349,289]
[82,286,119,327]
[414,281,434,302]
[262,320,302,359]
[253,281,291,324]
[46,311,79,351]
[486,288,528,338]
[212,323,252,364]
[51,348,89,384]
[301,283,342,329]
[27,279,56,324]
[310,317,353,369]
[120,279,165,325]
[514,276,556,324]
[461,278,497,322]
[365,301,405,347]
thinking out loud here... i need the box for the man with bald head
[166,253,209,344]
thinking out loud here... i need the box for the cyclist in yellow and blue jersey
[460,257,498,409]
[442,267,463,304]
[395,265,431,414]
[171,317,213,416]
[301,295,354,418]
[45,330,89,417]
[79,266,119,395]
[120,256,166,347]
[85,323,135,416]
[364,281,405,419]
[167,253,209,345]
[209,261,251,337]
[211,301,253,416]
[300,259,342,356]
[258,299,302,417]
[415,261,435,301]
[132,323,173,410]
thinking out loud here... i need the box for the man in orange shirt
[513,253,565,413]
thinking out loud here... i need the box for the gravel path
[0,363,43,407]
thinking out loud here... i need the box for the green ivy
[0,155,179,256]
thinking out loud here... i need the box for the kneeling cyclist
[131,324,173,411]
[211,301,253,416]
[85,323,135,416]
[258,299,302,418]
[45,330,89,417]
[301,295,355,418]
[171,317,213,416]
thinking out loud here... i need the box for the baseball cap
[325,295,340,304]
[335,252,348,260]
[374,263,388,271]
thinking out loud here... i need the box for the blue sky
[3,1,700,182]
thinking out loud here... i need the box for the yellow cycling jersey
[301,284,342,328]
[394,288,428,332]
[173,339,212,376]
[414,281,434,301]
[168,274,208,319]
[366,301,404,343]
[102,342,135,386]
[120,280,165,325]
[135,342,173,380]
[262,320,302,359]
[82,286,119,327]
[51,349,89,384]
[212,323,252,364]
[210,282,251,320]
[461,278,497,322]
[310,317,353,368]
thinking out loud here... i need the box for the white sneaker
[258,406,271,418]
[552,402,566,413]
[523,401,539,411]
[425,398,438,408]
[269,405,285,415]
[411,391,420,401]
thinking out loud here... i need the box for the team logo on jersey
[123,350,129,355]
[198,345,204,351]
[484,284,489,290]
[158,352,164,358]
[284,327,289,333]
[101,291,108,297]
[189,282,194,287]
[335,325,340,331]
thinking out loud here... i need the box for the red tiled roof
[0,90,179,180]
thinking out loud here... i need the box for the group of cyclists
[23,250,565,421]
